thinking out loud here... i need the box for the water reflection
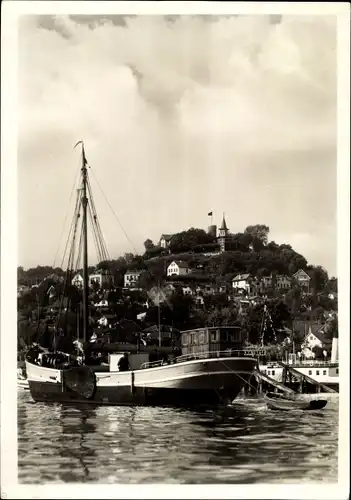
[18,393,338,484]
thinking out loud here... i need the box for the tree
[244,225,270,246]
[323,314,338,340]
[144,239,155,251]
[169,228,213,254]
[307,265,329,293]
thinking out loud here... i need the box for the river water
[18,391,338,484]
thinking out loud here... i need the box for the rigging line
[219,359,260,393]
[88,167,138,254]
[88,202,104,265]
[74,221,84,272]
[53,158,82,269]
[87,182,106,262]
[86,177,111,262]
[89,196,108,264]
[54,196,82,328]
[59,189,82,270]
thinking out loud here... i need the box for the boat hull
[26,357,256,407]
[264,392,328,411]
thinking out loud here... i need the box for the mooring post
[131,371,136,395]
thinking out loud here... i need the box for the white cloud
[18,14,337,274]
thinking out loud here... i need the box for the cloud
[18,14,337,274]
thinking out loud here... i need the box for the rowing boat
[264,392,327,411]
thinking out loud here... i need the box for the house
[72,273,84,288]
[232,273,253,295]
[124,270,142,288]
[275,275,292,290]
[159,234,174,249]
[94,299,109,309]
[89,270,114,289]
[194,295,205,306]
[301,323,332,352]
[72,270,113,289]
[182,286,193,295]
[293,269,311,292]
[167,260,190,277]
[262,276,272,288]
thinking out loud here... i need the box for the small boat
[264,392,327,411]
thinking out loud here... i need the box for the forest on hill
[18,224,334,293]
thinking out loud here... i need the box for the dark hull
[28,379,244,407]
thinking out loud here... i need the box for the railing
[140,349,256,369]
[287,360,338,367]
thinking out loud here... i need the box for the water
[18,391,338,484]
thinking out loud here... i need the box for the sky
[18,14,337,276]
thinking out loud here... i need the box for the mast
[158,280,162,348]
[75,140,89,343]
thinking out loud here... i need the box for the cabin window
[323,370,327,375]
[271,370,275,376]
[183,334,188,346]
[308,370,312,375]
[199,332,205,344]
[316,370,320,375]
[336,369,339,374]
[210,330,219,342]
[267,371,270,375]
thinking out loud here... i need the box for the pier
[277,361,337,394]
[253,370,295,394]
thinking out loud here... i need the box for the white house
[159,234,174,249]
[89,271,113,289]
[293,269,311,292]
[124,270,142,288]
[182,286,193,295]
[167,261,190,277]
[72,273,84,288]
[72,270,113,289]
[232,273,252,294]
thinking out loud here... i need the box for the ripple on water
[17,392,339,484]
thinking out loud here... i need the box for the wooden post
[299,377,303,393]
[282,367,287,385]
[131,371,136,395]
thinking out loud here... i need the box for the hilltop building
[217,214,230,252]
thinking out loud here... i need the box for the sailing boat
[25,143,257,406]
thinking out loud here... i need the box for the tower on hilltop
[218,214,229,252]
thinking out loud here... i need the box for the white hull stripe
[97,370,252,387]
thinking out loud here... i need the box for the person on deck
[118,353,130,372]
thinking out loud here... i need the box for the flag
[208,211,213,216]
